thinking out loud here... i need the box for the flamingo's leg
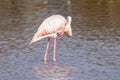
[44,38,50,62]
[53,37,57,62]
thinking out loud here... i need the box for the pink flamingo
[30,15,72,63]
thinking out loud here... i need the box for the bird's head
[64,16,72,37]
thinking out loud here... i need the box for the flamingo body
[38,15,67,34]
[30,15,72,63]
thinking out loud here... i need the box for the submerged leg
[53,37,57,62]
[44,38,50,62]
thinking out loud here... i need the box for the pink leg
[53,37,56,62]
[44,38,50,62]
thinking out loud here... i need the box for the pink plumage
[38,15,67,34]
[30,15,72,64]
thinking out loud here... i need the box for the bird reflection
[34,63,73,80]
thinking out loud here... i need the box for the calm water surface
[0,0,120,80]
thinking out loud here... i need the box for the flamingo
[30,15,72,63]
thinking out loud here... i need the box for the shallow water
[0,0,120,80]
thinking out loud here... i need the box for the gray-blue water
[0,0,120,80]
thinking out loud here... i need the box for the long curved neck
[67,16,72,24]
[64,16,72,37]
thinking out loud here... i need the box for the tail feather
[30,31,46,45]
[30,32,58,45]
